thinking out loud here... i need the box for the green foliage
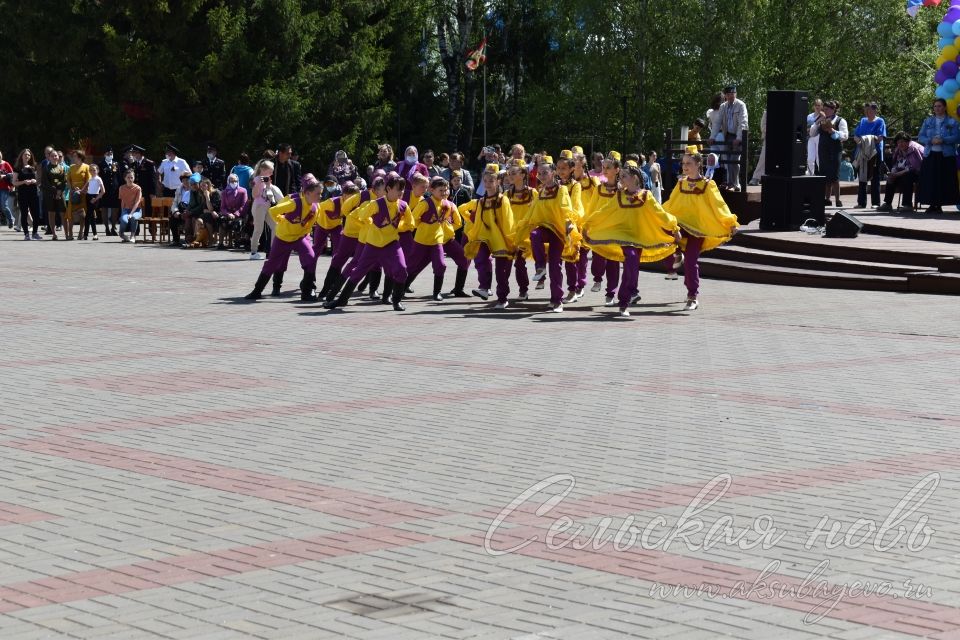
[0,0,946,167]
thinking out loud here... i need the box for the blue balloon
[953,20,960,35]
[936,85,951,100]
[940,22,955,37]
[945,79,960,95]
[942,36,957,48]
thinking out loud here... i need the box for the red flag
[466,38,487,71]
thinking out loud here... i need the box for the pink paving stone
[0,502,58,526]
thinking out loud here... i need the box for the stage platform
[647,203,960,294]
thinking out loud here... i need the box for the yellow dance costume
[666,178,738,252]
[459,193,515,259]
[514,184,582,261]
[583,190,679,263]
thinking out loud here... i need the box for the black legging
[84,193,100,236]
[18,190,41,234]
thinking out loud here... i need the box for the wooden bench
[142,196,172,243]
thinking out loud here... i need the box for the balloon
[939,21,955,37]
[947,7,960,22]
[937,69,948,84]
[937,54,949,68]
[945,45,959,60]
[953,20,960,35]
[936,85,951,99]
[944,79,959,95]
[945,61,959,78]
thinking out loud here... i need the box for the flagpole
[483,33,488,149]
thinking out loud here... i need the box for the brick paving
[0,230,959,639]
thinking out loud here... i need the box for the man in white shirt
[717,85,749,191]
[806,98,824,176]
[158,144,191,196]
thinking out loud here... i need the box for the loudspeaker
[824,211,863,238]
[765,90,809,177]
[760,175,827,231]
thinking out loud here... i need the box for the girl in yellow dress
[458,164,516,309]
[513,158,579,312]
[505,162,538,300]
[665,150,739,311]
[583,164,680,317]
[557,152,589,302]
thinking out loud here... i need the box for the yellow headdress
[484,163,500,174]
[685,145,701,155]
[608,151,621,162]
[571,145,584,155]
[559,149,574,159]
[541,155,554,165]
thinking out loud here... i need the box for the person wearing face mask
[219,173,248,249]
[97,146,124,236]
[159,144,191,197]
[201,142,227,190]
[394,146,428,181]
[321,175,342,201]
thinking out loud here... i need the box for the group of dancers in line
[243,145,739,317]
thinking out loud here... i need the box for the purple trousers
[530,227,545,270]
[261,235,315,277]
[312,225,341,258]
[329,234,360,274]
[443,239,471,270]
[683,236,704,298]
[399,231,414,260]
[474,243,511,303]
[514,254,529,296]
[537,228,565,305]
[592,253,621,296]
[618,247,641,311]
[564,247,589,292]
[407,242,446,282]
[346,241,408,285]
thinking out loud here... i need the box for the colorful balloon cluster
[935,2,960,115]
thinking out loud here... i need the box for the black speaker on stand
[825,211,863,238]
[760,175,826,230]
[765,90,809,177]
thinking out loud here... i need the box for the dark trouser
[18,191,41,234]
[857,155,881,207]
[84,194,100,236]
[538,228,565,305]
[884,173,918,207]
[169,215,184,243]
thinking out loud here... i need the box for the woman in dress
[812,100,849,208]
[917,98,960,213]
[12,149,43,240]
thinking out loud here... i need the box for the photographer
[249,159,281,259]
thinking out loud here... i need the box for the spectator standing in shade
[13,148,42,240]
[373,143,397,174]
[327,150,358,186]
[230,153,254,191]
[423,150,443,179]
[41,150,67,240]
[813,100,848,207]
[158,144,191,196]
[853,102,886,209]
[917,98,959,214]
[128,145,157,238]
[806,98,824,175]
[716,85,748,191]
[202,142,227,189]
[0,151,15,229]
[274,143,302,196]
[98,146,123,236]
[443,153,474,192]
[394,146,428,180]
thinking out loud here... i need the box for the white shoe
[250,252,262,260]
[665,272,679,280]
[618,309,631,318]
[684,299,699,311]
[574,289,584,301]
[630,293,642,305]
[535,280,546,290]
[672,253,684,270]
[516,293,528,301]
[550,303,563,313]
[494,301,509,310]
[472,288,490,300]
[590,282,602,292]
[14,225,21,232]
[604,295,616,306]
[531,268,546,282]
[563,291,577,303]
[130,237,136,244]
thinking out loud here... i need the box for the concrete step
[709,245,933,277]
[698,257,910,292]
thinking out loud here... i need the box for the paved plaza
[1,232,959,639]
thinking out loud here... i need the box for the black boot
[856,183,867,208]
[367,269,382,300]
[380,278,394,305]
[271,272,284,296]
[324,278,357,309]
[357,273,370,294]
[432,274,444,301]
[391,278,406,311]
[245,272,271,300]
[317,268,339,301]
[444,268,471,298]
[324,271,343,303]
[300,272,316,301]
